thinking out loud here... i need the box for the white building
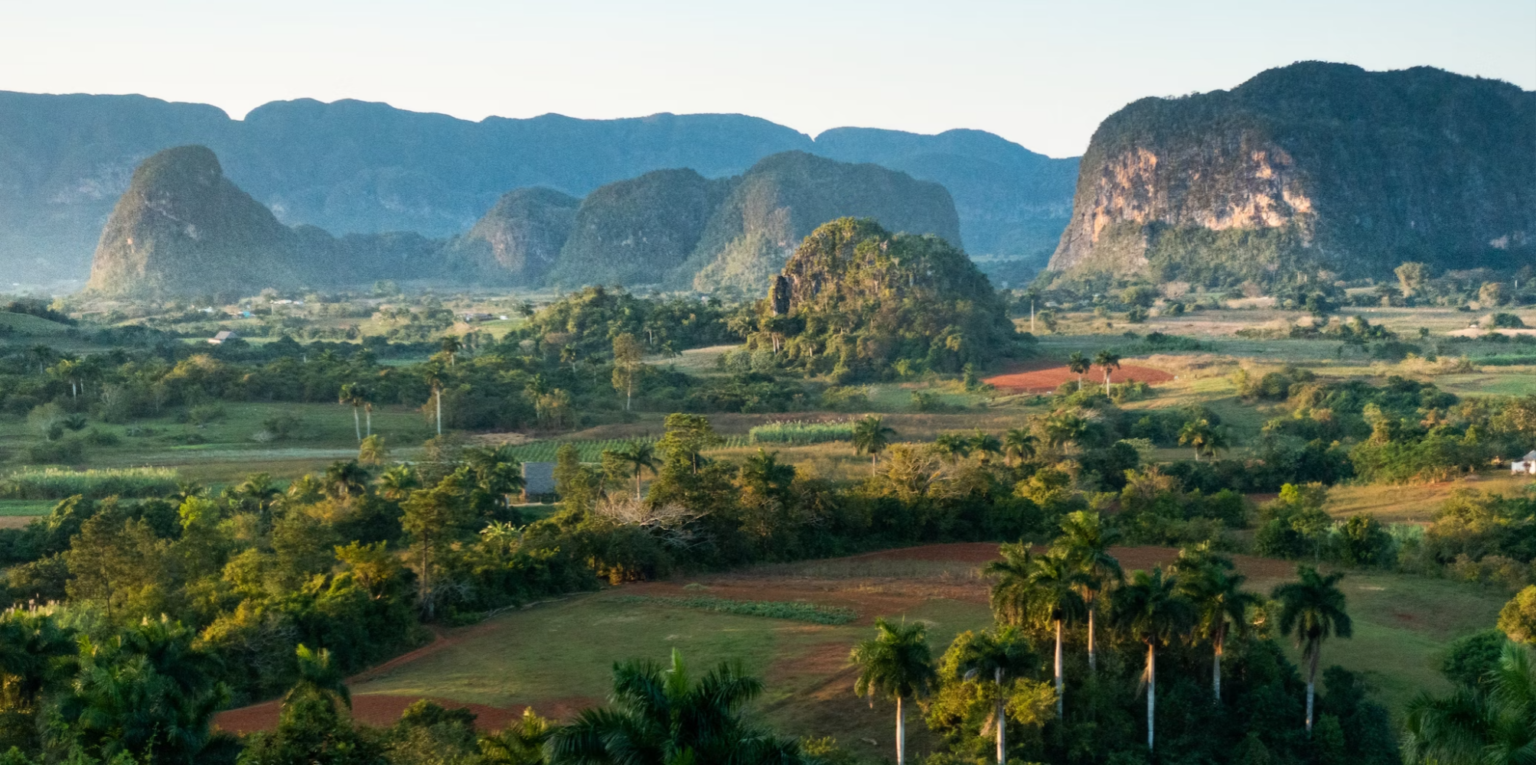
[1512,451,1536,475]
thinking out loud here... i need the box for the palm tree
[1040,411,1088,453]
[359,434,388,466]
[285,644,350,712]
[933,433,974,464]
[547,648,808,765]
[1094,350,1122,396]
[1173,544,1260,703]
[970,430,1002,465]
[1067,352,1090,392]
[1403,641,1536,764]
[378,464,420,501]
[612,440,660,499]
[1002,429,1037,468]
[324,460,371,506]
[1110,566,1195,753]
[227,472,282,517]
[986,544,1086,716]
[423,363,447,436]
[853,415,896,472]
[440,335,463,366]
[851,618,938,765]
[1052,511,1123,673]
[1178,418,1229,462]
[481,708,553,764]
[1273,565,1352,734]
[953,627,1038,765]
[339,382,367,442]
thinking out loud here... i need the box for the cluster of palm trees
[1066,350,1123,395]
[850,515,1355,762]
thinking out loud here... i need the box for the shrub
[0,466,179,499]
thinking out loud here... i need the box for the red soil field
[984,363,1174,394]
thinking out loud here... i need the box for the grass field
[223,542,1507,753]
[1326,471,1536,523]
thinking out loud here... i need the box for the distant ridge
[0,91,1075,281]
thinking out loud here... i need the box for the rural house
[1514,451,1536,476]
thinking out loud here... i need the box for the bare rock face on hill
[1048,62,1536,285]
[680,151,962,295]
[87,146,304,295]
[444,187,580,284]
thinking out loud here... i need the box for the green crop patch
[613,595,857,624]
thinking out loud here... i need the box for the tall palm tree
[851,618,938,765]
[440,335,463,366]
[1173,544,1260,703]
[1403,641,1536,765]
[339,382,367,442]
[1002,429,1037,468]
[986,544,1086,716]
[423,363,447,436]
[1067,352,1090,392]
[358,434,388,466]
[547,649,807,765]
[613,440,660,499]
[1052,511,1123,673]
[953,626,1038,765]
[1110,566,1195,753]
[853,415,897,472]
[1094,350,1122,396]
[1273,566,1352,734]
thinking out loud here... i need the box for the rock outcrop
[1048,62,1536,284]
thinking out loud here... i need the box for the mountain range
[0,92,1077,283]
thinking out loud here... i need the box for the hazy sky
[4,0,1533,157]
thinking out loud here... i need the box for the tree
[851,618,937,765]
[1067,352,1090,392]
[1002,429,1037,467]
[985,544,1085,716]
[1094,350,1122,396]
[64,510,162,621]
[547,649,809,765]
[423,363,446,437]
[1174,544,1260,703]
[853,415,897,472]
[1178,417,1229,461]
[1481,281,1510,307]
[969,430,1002,465]
[480,708,553,765]
[285,644,350,713]
[952,627,1038,765]
[464,446,526,510]
[323,460,370,507]
[1395,261,1427,298]
[440,335,463,366]
[377,464,420,501]
[610,440,660,500]
[401,482,472,619]
[1403,641,1536,765]
[933,433,974,465]
[1272,565,1353,734]
[657,413,721,475]
[339,383,367,442]
[1052,511,1123,672]
[612,332,645,411]
[358,434,388,466]
[1109,566,1195,753]
[1498,586,1536,646]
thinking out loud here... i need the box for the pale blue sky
[4,0,1532,157]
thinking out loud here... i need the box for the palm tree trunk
[995,668,1006,765]
[635,470,642,501]
[1147,642,1156,751]
[353,406,361,442]
[435,387,442,436]
[365,406,372,437]
[1213,627,1224,703]
[1306,649,1317,733]
[896,695,906,765]
[1054,619,1064,717]
[1104,372,1112,396]
[1088,605,1097,672]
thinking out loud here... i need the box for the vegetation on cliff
[443,187,579,285]
[753,217,1022,381]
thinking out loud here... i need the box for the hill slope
[1047,62,1536,286]
[442,187,580,284]
[681,152,962,294]
[547,169,731,287]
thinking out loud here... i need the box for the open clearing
[215,542,1503,745]
[1327,471,1536,523]
[984,363,1175,393]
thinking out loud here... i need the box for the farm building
[208,330,238,345]
[1513,451,1536,476]
[522,461,557,499]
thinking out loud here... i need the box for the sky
[3,0,1533,158]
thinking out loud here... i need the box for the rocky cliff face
[87,146,303,295]
[1049,63,1536,284]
